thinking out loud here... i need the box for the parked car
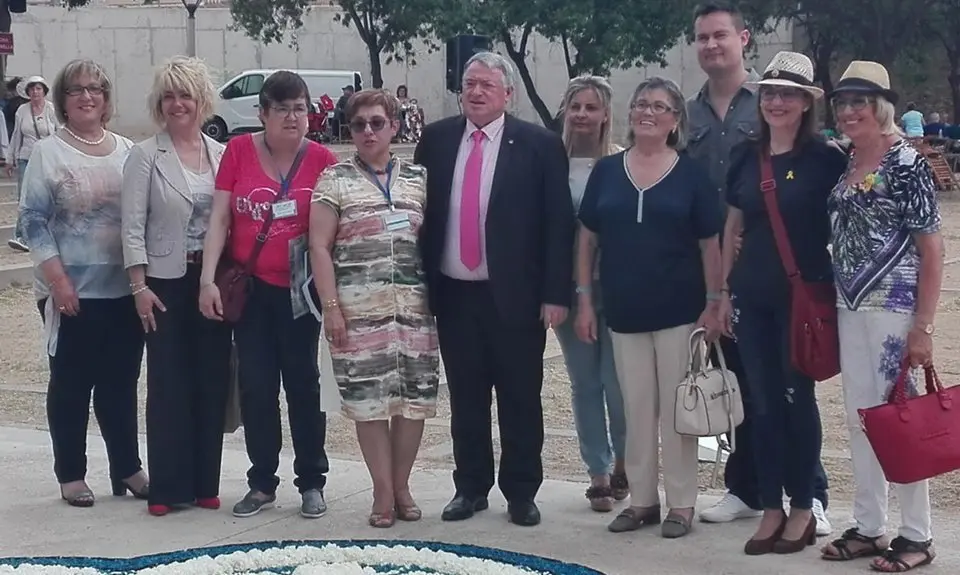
[202,69,362,141]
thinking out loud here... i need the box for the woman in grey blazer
[121,56,233,517]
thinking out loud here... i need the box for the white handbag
[674,328,745,452]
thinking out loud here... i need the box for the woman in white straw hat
[820,60,942,573]
[717,50,847,556]
[6,75,58,253]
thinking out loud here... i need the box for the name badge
[384,211,410,231]
[273,199,298,219]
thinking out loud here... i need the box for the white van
[203,69,362,141]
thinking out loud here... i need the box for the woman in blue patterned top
[820,61,943,573]
[19,59,149,508]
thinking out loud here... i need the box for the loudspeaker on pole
[445,34,492,93]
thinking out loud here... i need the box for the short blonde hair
[560,75,617,158]
[52,59,114,126]
[874,97,904,137]
[148,56,218,127]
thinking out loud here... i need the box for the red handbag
[859,361,960,484]
[759,152,841,381]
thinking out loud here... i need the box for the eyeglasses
[349,117,388,133]
[64,84,104,97]
[831,95,873,111]
[760,87,805,101]
[630,100,674,115]
[270,105,309,118]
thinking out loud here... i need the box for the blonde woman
[121,56,232,517]
[20,59,148,507]
[553,75,627,513]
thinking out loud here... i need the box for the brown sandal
[610,473,629,501]
[368,509,395,528]
[585,485,614,512]
[395,503,422,522]
[870,537,935,572]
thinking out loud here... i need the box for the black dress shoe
[441,495,489,521]
[507,500,541,526]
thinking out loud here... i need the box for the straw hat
[828,60,898,105]
[748,51,823,99]
[17,75,50,99]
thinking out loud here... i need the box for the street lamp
[182,0,203,57]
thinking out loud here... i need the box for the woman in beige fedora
[718,51,847,556]
[820,60,942,573]
[121,56,233,517]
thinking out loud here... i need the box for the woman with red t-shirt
[198,71,338,520]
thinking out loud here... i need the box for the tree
[432,0,693,130]
[924,0,960,120]
[228,0,440,89]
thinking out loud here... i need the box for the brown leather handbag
[759,151,841,381]
[215,143,307,323]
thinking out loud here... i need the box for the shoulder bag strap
[758,151,801,283]
[242,141,308,274]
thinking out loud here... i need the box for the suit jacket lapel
[435,117,466,208]
[155,131,193,203]
[488,114,518,208]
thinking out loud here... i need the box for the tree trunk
[366,40,383,88]
[500,27,559,131]
[811,42,836,128]
[950,62,960,125]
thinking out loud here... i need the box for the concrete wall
[8,4,793,139]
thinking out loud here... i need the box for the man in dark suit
[414,52,574,527]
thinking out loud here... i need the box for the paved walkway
[0,426,957,574]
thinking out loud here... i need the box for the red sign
[0,33,13,56]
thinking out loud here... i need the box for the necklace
[63,126,107,146]
[354,152,394,175]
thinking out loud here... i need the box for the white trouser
[838,308,932,542]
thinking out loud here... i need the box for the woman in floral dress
[310,88,440,528]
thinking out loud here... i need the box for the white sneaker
[812,498,832,536]
[7,237,28,253]
[699,493,762,523]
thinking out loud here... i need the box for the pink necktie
[460,130,485,270]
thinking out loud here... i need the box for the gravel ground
[0,195,959,509]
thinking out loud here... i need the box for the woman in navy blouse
[718,52,847,556]
[575,76,722,538]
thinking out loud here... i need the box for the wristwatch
[916,321,935,335]
[575,285,592,295]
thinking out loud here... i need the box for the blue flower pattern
[878,334,918,400]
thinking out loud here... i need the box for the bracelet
[322,298,339,309]
[130,281,146,290]
[575,285,592,295]
[706,291,723,301]
[132,285,149,296]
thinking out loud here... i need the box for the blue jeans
[735,296,823,510]
[15,159,28,239]
[553,290,626,477]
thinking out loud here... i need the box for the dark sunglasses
[349,117,388,133]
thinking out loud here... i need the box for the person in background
[900,102,925,139]
[310,88,440,528]
[199,71,337,520]
[922,112,946,137]
[121,56,233,517]
[415,52,574,527]
[552,74,628,513]
[821,60,943,574]
[3,77,25,138]
[578,76,722,539]
[685,1,832,535]
[333,84,355,141]
[719,51,847,556]
[20,58,148,507]
[6,75,58,253]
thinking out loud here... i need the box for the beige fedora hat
[748,51,824,99]
[828,60,898,105]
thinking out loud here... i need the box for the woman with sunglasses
[310,88,440,528]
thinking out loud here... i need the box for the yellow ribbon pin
[786,170,795,180]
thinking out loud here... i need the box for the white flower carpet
[0,540,605,575]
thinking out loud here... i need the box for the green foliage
[228,0,309,46]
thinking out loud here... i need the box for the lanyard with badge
[264,139,306,220]
[356,153,410,232]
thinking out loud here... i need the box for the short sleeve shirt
[578,151,722,334]
[829,139,941,314]
[214,134,338,287]
[725,138,848,307]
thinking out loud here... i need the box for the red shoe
[148,504,171,516]
[195,497,221,510]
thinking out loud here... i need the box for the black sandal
[870,537,935,572]
[610,472,629,501]
[822,528,886,561]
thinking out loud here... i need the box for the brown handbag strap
[758,151,801,283]
[243,141,308,274]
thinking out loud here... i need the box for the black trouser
[40,296,144,485]
[145,266,233,506]
[715,327,830,509]
[734,298,823,510]
[435,276,546,503]
[234,277,328,495]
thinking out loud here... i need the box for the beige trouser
[610,323,698,509]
